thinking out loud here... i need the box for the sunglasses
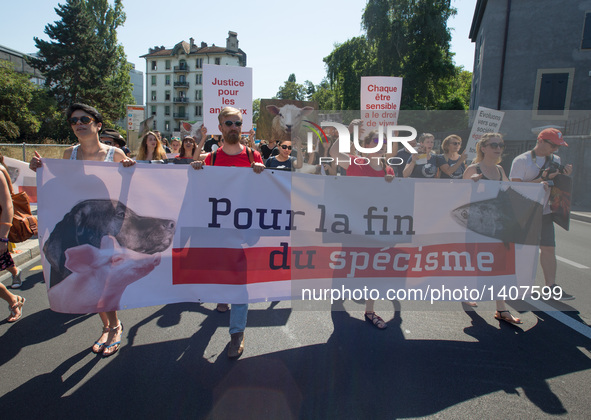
[68,116,95,125]
[485,142,505,150]
[280,145,292,150]
[101,140,113,145]
[543,139,559,149]
[223,120,243,127]
[450,141,461,146]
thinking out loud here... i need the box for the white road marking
[525,298,591,340]
[556,256,589,270]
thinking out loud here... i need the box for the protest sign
[203,64,252,135]
[4,157,37,203]
[466,107,505,160]
[360,76,403,129]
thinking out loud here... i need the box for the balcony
[174,65,190,73]
[173,113,187,119]
[173,81,189,88]
[173,97,188,103]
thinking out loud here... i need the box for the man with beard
[191,107,264,358]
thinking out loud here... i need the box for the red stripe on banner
[172,243,516,285]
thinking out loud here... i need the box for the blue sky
[0,0,476,101]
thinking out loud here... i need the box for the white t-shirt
[510,151,560,214]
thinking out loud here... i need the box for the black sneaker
[551,284,575,301]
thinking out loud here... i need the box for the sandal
[494,310,522,325]
[11,269,22,289]
[6,296,25,323]
[91,326,111,354]
[102,323,123,357]
[365,311,387,329]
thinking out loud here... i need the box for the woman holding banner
[463,133,522,324]
[29,103,137,354]
[437,134,468,179]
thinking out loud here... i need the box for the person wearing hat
[100,129,131,156]
[509,128,574,300]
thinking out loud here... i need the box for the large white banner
[202,64,253,135]
[37,159,545,313]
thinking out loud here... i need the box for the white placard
[360,76,403,130]
[127,105,145,131]
[203,64,252,135]
[466,107,505,161]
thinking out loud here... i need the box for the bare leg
[1,283,23,321]
[91,312,111,353]
[102,311,123,356]
[539,246,557,286]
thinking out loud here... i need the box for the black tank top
[475,164,502,180]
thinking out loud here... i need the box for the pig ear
[100,235,120,251]
[64,244,100,273]
[266,105,280,115]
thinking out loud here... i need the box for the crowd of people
[1,103,573,360]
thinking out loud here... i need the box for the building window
[582,13,591,49]
[165,90,171,101]
[195,105,202,117]
[179,75,186,83]
[195,90,202,100]
[165,75,171,85]
[151,75,156,86]
[151,105,156,116]
[151,91,157,101]
[178,106,185,118]
[151,61,157,70]
[196,74,202,84]
[215,57,221,65]
[195,58,203,68]
[533,68,575,119]
[179,59,187,70]
[165,121,170,131]
[165,60,171,70]
[153,119,157,130]
[165,106,170,116]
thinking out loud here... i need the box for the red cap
[538,128,568,146]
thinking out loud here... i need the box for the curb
[571,212,591,223]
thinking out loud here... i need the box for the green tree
[0,61,42,140]
[311,79,337,110]
[252,98,261,126]
[29,0,133,127]
[324,36,375,109]
[362,0,457,109]
[276,73,307,101]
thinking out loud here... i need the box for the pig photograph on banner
[257,99,317,142]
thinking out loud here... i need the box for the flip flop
[495,310,522,325]
[92,326,111,354]
[103,323,123,357]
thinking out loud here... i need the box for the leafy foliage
[276,73,307,101]
[28,0,133,128]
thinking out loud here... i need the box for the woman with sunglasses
[463,133,522,324]
[437,134,468,179]
[329,130,394,329]
[402,133,439,178]
[30,103,136,355]
[136,131,168,162]
[264,139,304,171]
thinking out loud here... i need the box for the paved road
[1,223,590,419]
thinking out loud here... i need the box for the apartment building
[141,31,246,137]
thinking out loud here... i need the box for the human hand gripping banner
[37,159,545,314]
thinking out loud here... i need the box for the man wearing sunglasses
[510,128,574,300]
[191,107,264,358]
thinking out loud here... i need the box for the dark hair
[66,103,103,124]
